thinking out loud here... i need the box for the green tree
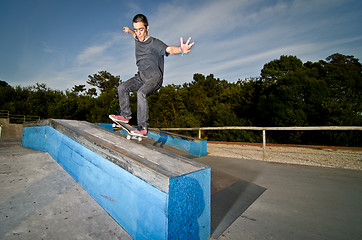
[72,85,86,95]
[182,74,229,127]
[87,71,120,94]
[149,84,199,128]
[1,54,360,146]
[304,54,362,146]
[322,54,361,126]
[86,88,97,97]
[258,56,308,127]
[86,71,120,123]
[0,81,15,111]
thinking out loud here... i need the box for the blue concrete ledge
[97,123,207,157]
[24,119,210,240]
[148,130,207,157]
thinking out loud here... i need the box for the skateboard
[110,118,147,142]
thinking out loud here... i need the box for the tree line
[1,53,361,146]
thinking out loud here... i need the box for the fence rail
[0,110,40,124]
[157,126,362,160]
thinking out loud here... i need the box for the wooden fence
[157,126,362,160]
[0,110,40,124]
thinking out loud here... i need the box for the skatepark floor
[1,138,362,240]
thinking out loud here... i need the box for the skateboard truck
[111,122,147,142]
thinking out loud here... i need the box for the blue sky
[1,0,362,91]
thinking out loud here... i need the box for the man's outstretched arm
[166,37,195,55]
[123,27,136,39]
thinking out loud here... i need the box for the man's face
[133,22,148,42]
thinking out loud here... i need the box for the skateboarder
[110,14,195,136]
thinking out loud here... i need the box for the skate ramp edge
[22,119,211,240]
[97,123,207,157]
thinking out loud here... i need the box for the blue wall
[148,131,207,157]
[23,125,211,239]
[168,169,211,240]
[23,126,168,239]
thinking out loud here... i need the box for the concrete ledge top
[24,119,208,192]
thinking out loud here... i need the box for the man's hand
[166,37,195,55]
[123,27,131,34]
[180,37,195,54]
[123,27,136,38]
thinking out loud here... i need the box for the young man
[109,14,195,136]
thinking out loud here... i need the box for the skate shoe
[131,128,148,137]
[109,115,131,123]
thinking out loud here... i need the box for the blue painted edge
[23,126,169,239]
[97,123,207,157]
[168,168,211,240]
[97,122,113,131]
[148,131,207,157]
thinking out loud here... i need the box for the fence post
[263,130,266,160]
[199,129,202,139]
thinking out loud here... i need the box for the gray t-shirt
[135,36,169,81]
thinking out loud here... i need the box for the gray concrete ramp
[22,119,211,239]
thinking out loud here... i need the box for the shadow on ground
[210,169,266,238]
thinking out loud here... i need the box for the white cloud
[24,0,362,90]
[77,45,109,65]
[149,0,362,84]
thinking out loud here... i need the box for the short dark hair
[133,14,148,27]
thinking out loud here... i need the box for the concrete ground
[0,139,132,240]
[195,156,362,240]
[1,138,362,239]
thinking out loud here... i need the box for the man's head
[133,14,149,42]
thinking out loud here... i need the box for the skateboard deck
[109,118,147,142]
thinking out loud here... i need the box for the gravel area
[207,143,362,170]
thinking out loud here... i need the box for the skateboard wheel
[126,135,131,140]
[112,123,116,127]
[138,137,142,142]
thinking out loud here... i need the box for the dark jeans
[118,73,162,129]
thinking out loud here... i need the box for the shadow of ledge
[211,169,266,238]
